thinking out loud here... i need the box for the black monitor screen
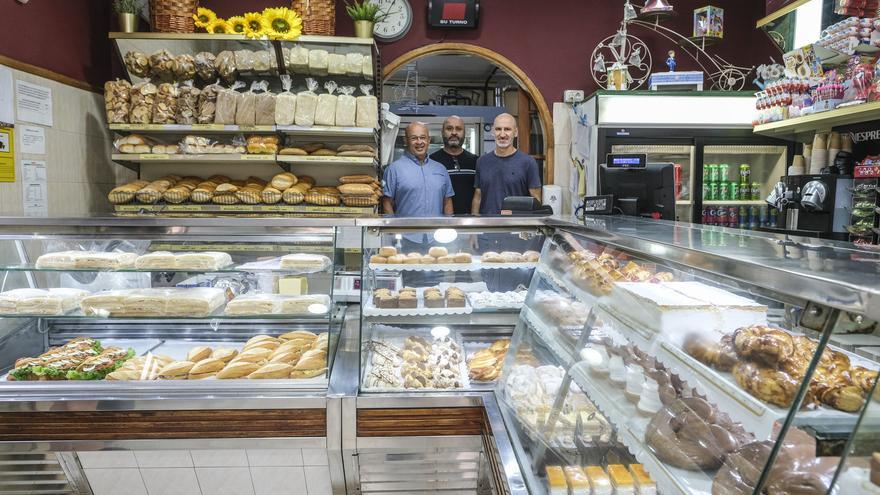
[606,153,647,169]
[598,162,675,220]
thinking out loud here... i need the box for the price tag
[238,125,274,132]
[112,124,132,130]
[192,124,225,131]
[139,154,169,160]
[219,205,241,211]
[240,154,274,160]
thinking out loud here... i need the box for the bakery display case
[497,216,880,495]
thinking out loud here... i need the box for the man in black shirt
[430,115,478,215]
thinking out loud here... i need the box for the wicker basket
[150,0,199,33]
[291,0,335,36]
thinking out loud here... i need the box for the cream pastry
[624,364,644,403]
[564,466,590,495]
[608,355,626,384]
[546,466,566,495]
[637,377,664,416]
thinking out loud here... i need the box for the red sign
[442,2,466,20]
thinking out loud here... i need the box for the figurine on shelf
[666,50,677,72]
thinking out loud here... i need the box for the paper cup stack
[802,144,812,172]
[827,132,842,170]
[789,155,806,176]
[810,133,828,174]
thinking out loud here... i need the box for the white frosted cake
[603,281,767,345]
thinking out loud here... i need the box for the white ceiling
[385,54,516,85]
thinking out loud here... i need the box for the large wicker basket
[291,0,336,36]
[150,0,199,33]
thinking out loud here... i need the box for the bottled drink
[719,182,730,201]
[717,207,728,227]
[739,164,751,185]
[728,206,739,228]
[751,182,761,200]
[702,182,710,201]
[759,205,769,226]
[706,206,716,225]
[731,182,740,201]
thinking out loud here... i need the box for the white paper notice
[21,159,48,217]
[19,125,45,155]
[0,65,13,125]
[16,80,53,127]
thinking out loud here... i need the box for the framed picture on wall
[427,0,480,28]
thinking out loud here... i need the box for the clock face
[372,0,413,42]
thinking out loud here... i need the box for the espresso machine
[764,175,853,240]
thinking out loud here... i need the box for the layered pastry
[607,465,634,495]
[174,252,232,271]
[467,339,510,382]
[608,355,626,384]
[280,294,330,315]
[546,466,566,495]
[81,288,225,317]
[134,251,177,270]
[584,466,612,495]
[0,288,89,315]
[225,294,280,315]
[624,364,644,403]
[163,288,226,317]
[279,253,331,271]
[564,466,590,495]
[628,464,656,495]
[73,252,138,270]
[637,377,663,416]
[34,250,81,269]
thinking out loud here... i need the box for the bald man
[383,122,454,217]
[430,116,478,215]
[472,113,542,215]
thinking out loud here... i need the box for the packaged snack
[129,81,157,124]
[345,52,365,77]
[176,80,200,124]
[194,51,217,81]
[197,79,221,124]
[328,53,347,75]
[295,78,319,127]
[253,49,276,74]
[104,79,132,124]
[275,75,297,126]
[315,81,338,126]
[214,50,237,83]
[235,80,258,126]
[152,82,178,124]
[356,84,379,129]
[308,49,329,76]
[173,53,196,81]
[362,56,374,78]
[234,49,255,73]
[254,80,276,125]
[288,45,310,74]
[124,51,150,78]
[335,85,357,127]
[149,49,176,82]
[215,81,245,125]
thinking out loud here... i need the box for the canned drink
[739,206,749,228]
[759,205,769,226]
[749,206,759,229]
[708,183,719,201]
[708,164,719,184]
[674,163,683,199]
[769,207,778,227]
[719,164,730,181]
[719,182,730,201]
[739,164,751,184]
[706,206,716,225]
[703,164,712,184]
[701,208,709,225]
[702,182,711,201]
[731,182,740,201]
[717,207,728,227]
[751,182,761,200]
[728,206,739,228]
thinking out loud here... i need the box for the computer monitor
[599,157,675,220]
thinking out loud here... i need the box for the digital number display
[606,153,647,169]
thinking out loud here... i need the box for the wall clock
[373,0,413,42]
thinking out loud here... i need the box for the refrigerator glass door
[701,145,787,226]
[610,144,695,222]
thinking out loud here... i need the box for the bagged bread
[338,174,377,184]
[129,81,157,124]
[235,81,258,126]
[275,74,297,126]
[338,183,374,195]
[173,54,196,81]
[197,79,221,124]
[287,45,310,74]
[253,50,273,74]
[262,186,282,204]
[345,53,365,77]
[295,78,319,127]
[176,80,200,124]
[356,84,379,129]
[137,177,176,204]
[254,80,276,126]
[362,56,374,78]
[335,86,357,127]
[149,49,176,82]
[215,81,244,125]
[235,186,263,204]
[246,135,279,154]
[234,49,255,73]
[315,81,338,126]
[124,51,150,78]
[214,50,237,83]
[328,53,347,76]
[104,79,131,124]
[194,51,217,82]
[309,49,329,76]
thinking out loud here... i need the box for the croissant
[733,325,795,366]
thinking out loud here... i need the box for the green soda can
[751,182,761,200]
[708,183,719,201]
[719,181,730,201]
[730,182,740,200]
[719,163,730,181]
[739,164,751,184]
[708,164,718,183]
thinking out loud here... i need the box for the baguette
[282,189,304,204]
[337,144,377,153]
[338,174,377,184]
[338,150,376,157]
[311,148,337,156]
[338,183,374,195]
[304,192,341,206]
[108,180,150,204]
[279,147,307,155]
[342,195,379,207]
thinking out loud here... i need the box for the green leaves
[345,0,389,22]
[113,0,139,14]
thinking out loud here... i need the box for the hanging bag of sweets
[173,53,196,81]
[176,80,200,124]
[356,84,379,129]
[215,81,245,125]
[295,78,319,127]
[149,49,176,82]
[275,75,297,126]
[214,50,237,84]
[315,81,338,126]
[194,52,217,82]
[198,79,222,124]
[254,80,276,126]
[104,79,132,124]
[130,80,158,125]
[235,80,258,126]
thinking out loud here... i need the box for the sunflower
[193,7,217,29]
[205,18,232,34]
[243,12,269,39]
[227,15,248,35]
[262,7,302,40]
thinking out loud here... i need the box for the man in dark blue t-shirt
[471,113,542,215]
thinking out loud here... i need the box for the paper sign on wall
[16,80,53,127]
[19,125,45,155]
[21,159,47,217]
[0,127,13,182]
[0,66,12,126]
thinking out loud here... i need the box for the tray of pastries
[368,246,539,271]
[224,293,331,316]
[362,325,469,391]
[35,250,137,270]
[466,338,510,382]
[364,286,470,316]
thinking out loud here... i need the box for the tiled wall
[0,66,135,216]
[552,102,573,216]
[78,448,332,495]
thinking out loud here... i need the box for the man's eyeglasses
[407,136,429,142]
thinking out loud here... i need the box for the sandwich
[158,361,195,380]
[216,361,260,379]
[67,346,136,380]
[188,358,225,379]
[249,363,294,379]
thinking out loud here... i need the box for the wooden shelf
[109,32,376,46]
[753,101,880,142]
[276,155,376,166]
[109,124,275,134]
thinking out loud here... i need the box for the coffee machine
[764,175,853,240]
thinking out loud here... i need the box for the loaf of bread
[338,183,374,195]
[271,172,298,190]
[279,147,307,155]
[282,189,305,204]
[108,180,150,204]
[304,192,341,206]
[338,174,376,184]
[261,186,282,204]
[341,195,379,207]
[136,178,176,204]
[235,187,262,204]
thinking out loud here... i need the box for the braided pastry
[733,325,795,366]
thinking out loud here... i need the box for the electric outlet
[564,90,584,103]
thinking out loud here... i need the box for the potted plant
[345,0,387,38]
[114,0,139,33]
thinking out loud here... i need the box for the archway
[382,43,555,185]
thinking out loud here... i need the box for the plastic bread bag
[234,49,255,73]
[194,51,217,81]
[356,84,379,129]
[149,49,176,82]
[197,79,221,124]
[129,80,158,124]
[335,85,357,127]
[214,81,245,125]
[294,78,319,127]
[104,79,132,124]
[214,50,237,83]
[328,53,347,76]
[345,52,365,77]
[253,49,277,74]
[275,74,297,126]
[178,135,215,154]
[124,51,150,78]
[173,53,196,81]
[254,80,276,126]
[315,81,338,126]
[152,82,179,124]
[362,55,374,78]
[235,80,258,126]
[308,49,329,76]
[176,80,200,124]
[288,44,310,74]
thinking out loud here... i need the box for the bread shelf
[109,31,376,46]
[569,362,713,495]
[114,203,374,215]
[276,155,377,166]
[111,153,276,163]
[752,101,880,142]
[109,124,276,134]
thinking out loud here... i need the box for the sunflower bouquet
[193,7,302,41]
